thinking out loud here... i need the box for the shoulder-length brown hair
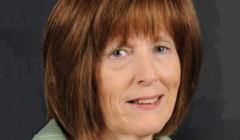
[42,0,202,139]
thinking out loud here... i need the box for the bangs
[93,0,174,54]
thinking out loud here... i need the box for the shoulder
[32,118,67,140]
[158,136,172,140]
[32,119,171,140]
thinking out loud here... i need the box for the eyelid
[108,44,171,58]
[110,48,130,58]
[153,45,170,52]
[154,45,169,49]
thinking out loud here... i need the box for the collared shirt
[32,119,172,140]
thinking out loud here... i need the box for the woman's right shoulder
[32,118,67,140]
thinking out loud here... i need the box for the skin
[94,30,181,140]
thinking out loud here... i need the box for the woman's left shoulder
[157,136,172,140]
[32,118,67,140]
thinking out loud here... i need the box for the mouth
[126,95,164,110]
[127,95,163,104]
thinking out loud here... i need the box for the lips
[127,94,163,102]
[127,95,164,110]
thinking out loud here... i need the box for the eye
[111,49,127,57]
[154,46,169,53]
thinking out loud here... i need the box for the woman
[32,0,202,140]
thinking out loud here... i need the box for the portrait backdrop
[0,0,239,140]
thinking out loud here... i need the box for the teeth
[134,97,159,104]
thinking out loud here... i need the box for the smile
[128,96,160,104]
[127,95,163,110]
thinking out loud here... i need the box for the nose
[135,54,158,86]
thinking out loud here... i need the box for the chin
[134,118,164,136]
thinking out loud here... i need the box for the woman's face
[94,30,181,140]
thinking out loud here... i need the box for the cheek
[160,56,180,116]
[166,55,181,87]
[98,84,130,134]
[96,70,134,133]
[97,71,126,120]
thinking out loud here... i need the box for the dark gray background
[0,0,239,140]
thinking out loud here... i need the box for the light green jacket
[32,119,171,140]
